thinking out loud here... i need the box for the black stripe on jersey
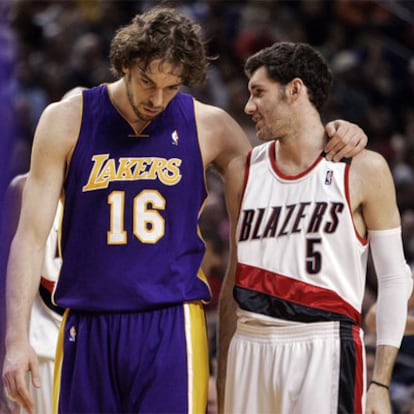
[39,284,65,316]
[234,286,357,325]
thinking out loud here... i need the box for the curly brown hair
[109,6,209,87]
[244,42,333,113]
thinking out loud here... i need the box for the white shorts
[225,311,366,414]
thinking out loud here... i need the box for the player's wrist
[370,380,390,390]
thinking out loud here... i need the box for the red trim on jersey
[236,262,361,325]
[269,141,324,180]
[241,151,252,202]
[344,163,367,246]
[40,276,56,294]
[352,325,364,413]
[236,150,253,223]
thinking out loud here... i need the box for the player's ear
[289,78,302,99]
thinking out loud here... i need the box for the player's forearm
[217,276,237,414]
[371,345,399,386]
[5,238,43,344]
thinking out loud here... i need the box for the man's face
[244,66,291,141]
[124,59,183,122]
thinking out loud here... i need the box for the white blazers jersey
[234,141,369,326]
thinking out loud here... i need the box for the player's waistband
[235,311,358,343]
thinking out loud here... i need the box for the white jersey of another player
[234,140,369,325]
[226,141,369,414]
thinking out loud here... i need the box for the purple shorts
[54,302,209,413]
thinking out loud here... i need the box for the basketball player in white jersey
[218,42,413,414]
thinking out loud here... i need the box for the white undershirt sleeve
[368,227,413,347]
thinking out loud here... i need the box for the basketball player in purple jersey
[3,7,368,414]
[218,42,413,414]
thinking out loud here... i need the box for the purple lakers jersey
[54,85,210,311]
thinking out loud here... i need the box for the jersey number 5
[306,238,322,274]
[107,190,165,244]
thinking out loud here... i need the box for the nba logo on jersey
[325,169,333,185]
[171,130,179,145]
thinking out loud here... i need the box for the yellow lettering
[83,155,183,191]
[97,159,117,185]
[148,158,167,180]
[160,159,182,185]
[82,154,110,191]
[116,158,136,180]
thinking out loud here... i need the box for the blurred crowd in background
[1,0,414,412]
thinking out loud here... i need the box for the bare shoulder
[35,93,83,155]
[349,149,394,201]
[350,150,400,230]
[350,149,391,180]
[41,93,82,131]
[194,100,241,133]
[352,148,388,166]
[194,100,250,172]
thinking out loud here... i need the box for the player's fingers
[329,142,359,162]
[324,139,353,161]
[324,121,351,159]
[29,357,41,389]
[324,121,340,144]
[3,371,34,414]
[14,376,34,414]
[327,120,368,159]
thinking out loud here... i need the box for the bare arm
[2,97,80,414]
[217,239,238,414]
[195,101,250,413]
[1,174,27,413]
[351,150,408,414]
[216,150,247,414]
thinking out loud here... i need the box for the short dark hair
[244,42,333,112]
[109,6,208,87]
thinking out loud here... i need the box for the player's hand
[2,341,40,414]
[324,120,367,161]
[365,383,392,414]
